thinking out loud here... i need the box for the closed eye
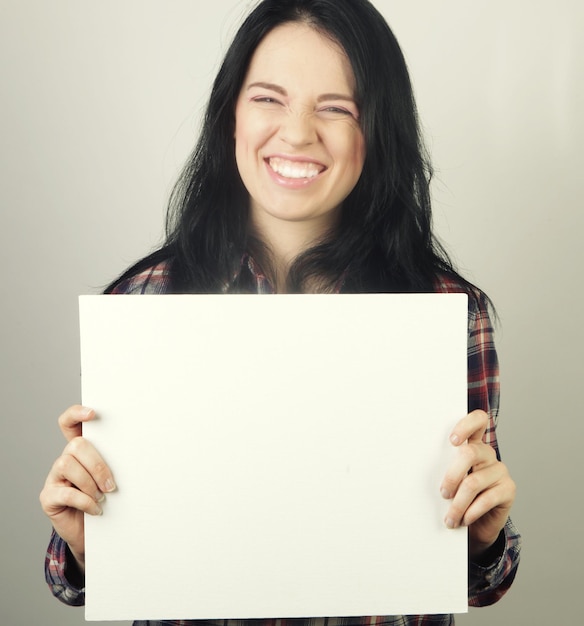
[253,96,278,103]
[251,96,284,106]
[318,105,359,120]
[321,106,352,115]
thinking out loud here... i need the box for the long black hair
[106,0,477,296]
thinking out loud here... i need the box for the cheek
[234,104,254,156]
[234,116,268,196]
[234,120,255,177]
[345,135,366,178]
[235,107,273,148]
[330,126,366,170]
[351,127,366,162]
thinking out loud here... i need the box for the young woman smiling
[40,1,521,624]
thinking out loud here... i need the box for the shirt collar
[226,253,347,294]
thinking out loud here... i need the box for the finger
[461,485,511,535]
[62,436,116,494]
[58,405,96,442]
[440,440,497,499]
[449,409,489,446]
[47,451,104,503]
[461,476,515,528]
[40,482,103,517]
[444,462,509,528]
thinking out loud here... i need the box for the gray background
[1,0,582,624]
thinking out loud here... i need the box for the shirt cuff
[45,529,86,606]
[468,517,521,606]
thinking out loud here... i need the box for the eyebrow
[247,81,287,96]
[246,81,356,104]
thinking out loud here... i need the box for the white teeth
[269,157,321,179]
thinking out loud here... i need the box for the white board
[80,293,468,621]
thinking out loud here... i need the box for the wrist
[65,545,86,588]
[470,528,506,567]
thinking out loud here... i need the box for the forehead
[244,22,356,93]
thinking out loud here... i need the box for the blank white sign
[80,293,468,621]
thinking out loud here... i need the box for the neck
[249,213,336,293]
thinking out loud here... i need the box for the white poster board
[80,294,468,621]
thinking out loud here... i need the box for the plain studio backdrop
[1,1,582,624]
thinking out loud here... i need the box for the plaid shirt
[45,258,521,625]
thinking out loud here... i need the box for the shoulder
[109,260,173,295]
[434,272,490,313]
[434,272,481,298]
[433,272,496,343]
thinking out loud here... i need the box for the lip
[264,155,327,189]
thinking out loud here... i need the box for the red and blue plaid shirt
[45,258,521,626]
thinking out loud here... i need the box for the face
[234,22,366,237]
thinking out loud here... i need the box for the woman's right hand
[39,405,116,573]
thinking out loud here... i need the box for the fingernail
[441,488,451,499]
[80,406,93,418]
[450,434,460,445]
[94,503,103,516]
[445,517,456,529]
[104,479,116,493]
[96,491,105,503]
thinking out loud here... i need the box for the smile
[267,157,325,180]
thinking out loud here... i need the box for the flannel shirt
[45,257,521,626]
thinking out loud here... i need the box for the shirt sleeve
[43,262,171,607]
[468,517,522,606]
[45,528,85,606]
[109,261,172,295]
[465,291,522,605]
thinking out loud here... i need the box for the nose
[279,110,317,147]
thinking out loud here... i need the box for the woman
[40,0,521,624]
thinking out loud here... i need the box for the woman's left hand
[440,409,516,560]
